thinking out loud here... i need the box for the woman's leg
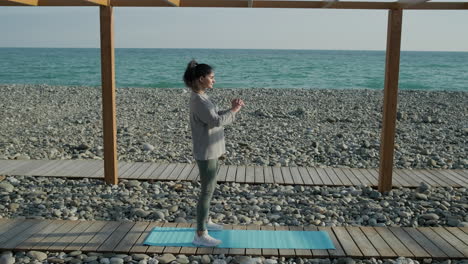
[196,159,219,233]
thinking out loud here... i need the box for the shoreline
[0,84,467,170]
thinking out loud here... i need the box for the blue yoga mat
[144,227,335,249]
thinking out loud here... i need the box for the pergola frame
[2,0,467,192]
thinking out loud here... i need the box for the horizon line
[1,47,468,53]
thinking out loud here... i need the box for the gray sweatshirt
[190,91,236,160]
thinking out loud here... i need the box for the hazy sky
[1,1,467,51]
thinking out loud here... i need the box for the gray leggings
[196,159,219,232]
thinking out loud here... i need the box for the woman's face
[199,72,215,90]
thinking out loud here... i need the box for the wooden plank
[403,227,447,258]
[297,167,314,185]
[228,225,247,255]
[154,163,179,180]
[304,226,328,257]
[403,169,439,186]
[16,220,67,250]
[128,162,152,179]
[394,169,428,187]
[345,227,379,257]
[109,221,149,253]
[417,227,464,258]
[163,223,183,254]
[323,167,343,185]
[27,160,59,176]
[118,161,137,179]
[65,221,107,251]
[280,167,295,185]
[446,228,468,252]
[272,167,283,184]
[48,221,93,251]
[418,169,456,187]
[149,163,169,179]
[1,0,467,9]
[0,218,23,236]
[245,224,262,256]
[289,167,304,185]
[212,224,231,255]
[73,160,102,178]
[177,163,195,181]
[166,163,186,181]
[7,160,49,176]
[120,162,144,179]
[332,226,362,257]
[60,160,92,177]
[334,168,361,186]
[263,166,275,184]
[80,221,121,251]
[349,168,373,186]
[342,168,368,186]
[131,222,162,253]
[275,226,296,257]
[427,169,466,187]
[4,160,40,175]
[243,166,253,184]
[260,225,278,256]
[216,164,228,182]
[290,226,312,257]
[254,166,265,184]
[98,221,135,252]
[450,170,468,181]
[146,222,166,254]
[315,168,333,185]
[225,165,237,182]
[47,160,79,177]
[387,168,415,187]
[388,227,430,258]
[0,219,38,244]
[178,223,198,255]
[1,220,50,250]
[187,164,199,181]
[330,167,352,186]
[360,168,381,186]
[318,226,346,257]
[306,167,323,185]
[88,164,105,178]
[431,227,468,257]
[137,163,161,179]
[374,227,413,257]
[360,227,397,258]
[438,169,468,186]
[32,220,80,250]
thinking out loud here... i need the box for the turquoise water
[0,48,467,91]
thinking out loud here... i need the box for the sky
[1,0,467,51]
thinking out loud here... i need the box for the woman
[183,59,244,247]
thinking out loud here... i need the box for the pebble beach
[0,84,467,264]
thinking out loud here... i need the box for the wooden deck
[0,218,467,259]
[0,160,467,187]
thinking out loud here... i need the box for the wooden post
[379,9,403,192]
[100,5,118,184]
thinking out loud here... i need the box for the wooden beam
[86,0,108,5]
[111,0,176,7]
[379,9,403,193]
[164,0,179,7]
[2,0,38,5]
[100,5,118,185]
[1,0,466,8]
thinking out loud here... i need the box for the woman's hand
[231,98,245,113]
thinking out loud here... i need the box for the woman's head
[183,59,215,93]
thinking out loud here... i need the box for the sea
[0,48,467,91]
